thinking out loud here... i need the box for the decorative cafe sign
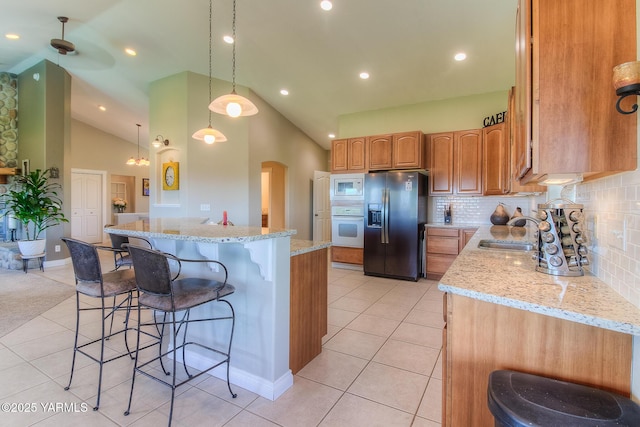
[483,111,507,127]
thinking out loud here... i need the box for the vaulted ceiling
[1,0,516,149]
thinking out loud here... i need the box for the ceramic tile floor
[0,256,443,426]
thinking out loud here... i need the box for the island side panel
[446,293,632,427]
[290,247,328,374]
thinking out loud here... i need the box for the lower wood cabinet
[331,246,363,265]
[443,293,632,426]
[290,248,328,374]
[425,227,477,280]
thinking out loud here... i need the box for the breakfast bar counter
[105,218,330,400]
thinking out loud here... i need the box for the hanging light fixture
[209,0,258,118]
[193,0,228,144]
[126,123,150,166]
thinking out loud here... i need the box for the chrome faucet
[507,216,540,226]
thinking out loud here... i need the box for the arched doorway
[261,161,286,229]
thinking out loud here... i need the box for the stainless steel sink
[477,239,534,251]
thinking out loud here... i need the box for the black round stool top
[488,370,640,427]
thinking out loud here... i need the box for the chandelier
[126,123,149,166]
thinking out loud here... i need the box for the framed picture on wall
[142,178,149,196]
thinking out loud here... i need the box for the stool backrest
[127,245,175,297]
[109,234,130,250]
[61,237,102,283]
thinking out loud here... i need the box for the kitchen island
[105,218,330,400]
[438,225,640,426]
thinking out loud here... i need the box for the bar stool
[61,237,157,411]
[103,233,152,271]
[123,244,237,426]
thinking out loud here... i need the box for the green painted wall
[338,90,509,137]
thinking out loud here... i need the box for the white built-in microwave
[330,173,364,201]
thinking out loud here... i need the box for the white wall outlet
[54,245,61,252]
[200,204,211,211]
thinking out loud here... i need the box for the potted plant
[1,168,68,256]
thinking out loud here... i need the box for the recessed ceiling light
[320,1,333,11]
[280,89,289,96]
[359,72,370,80]
[5,33,19,40]
[223,35,234,44]
[328,133,336,139]
[454,52,467,61]
[125,48,137,56]
[98,105,106,111]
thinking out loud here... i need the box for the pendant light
[209,0,258,118]
[126,123,150,166]
[193,0,228,144]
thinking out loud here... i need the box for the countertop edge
[290,241,332,256]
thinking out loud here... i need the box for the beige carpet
[0,268,75,337]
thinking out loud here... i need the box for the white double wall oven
[330,173,365,250]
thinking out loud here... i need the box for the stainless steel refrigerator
[364,171,427,281]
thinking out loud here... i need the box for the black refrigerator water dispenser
[367,204,382,228]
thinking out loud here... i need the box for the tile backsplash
[576,170,640,307]
[430,194,539,225]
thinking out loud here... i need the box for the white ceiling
[1,0,517,150]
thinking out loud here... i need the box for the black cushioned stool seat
[488,370,640,427]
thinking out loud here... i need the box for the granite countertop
[438,225,640,335]
[105,217,296,244]
[290,239,332,256]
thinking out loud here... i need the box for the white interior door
[313,170,331,241]
[71,171,103,243]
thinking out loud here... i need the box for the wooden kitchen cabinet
[425,227,476,280]
[367,131,425,171]
[393,131,424,169]
[482,123,508,195]
[367,134,393,170]
[514,0,637,184]
[427,130,482,196]
[426,133,454,195]
[507,87,545,193]
[331,245,363,265]
[443,293,632,426]
[331,137,366,173]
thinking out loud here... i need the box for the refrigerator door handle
[383,188,389,244]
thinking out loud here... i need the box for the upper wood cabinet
[428,130,482,196]
[368,131,425,171]
[455,130,483,195]
[507,87,545,193]
[482,123,509,196]
[514,0,637,184]
[393,131,425,169]
[331,137,366,173]
[427,133,454,195]
[367,134,393,170]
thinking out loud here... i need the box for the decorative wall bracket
[615,84,640,114]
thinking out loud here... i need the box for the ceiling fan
[50,16,75,55]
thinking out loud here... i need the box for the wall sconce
[613,61,640,114]
[49,166,60,179]
[152,135,169,148]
